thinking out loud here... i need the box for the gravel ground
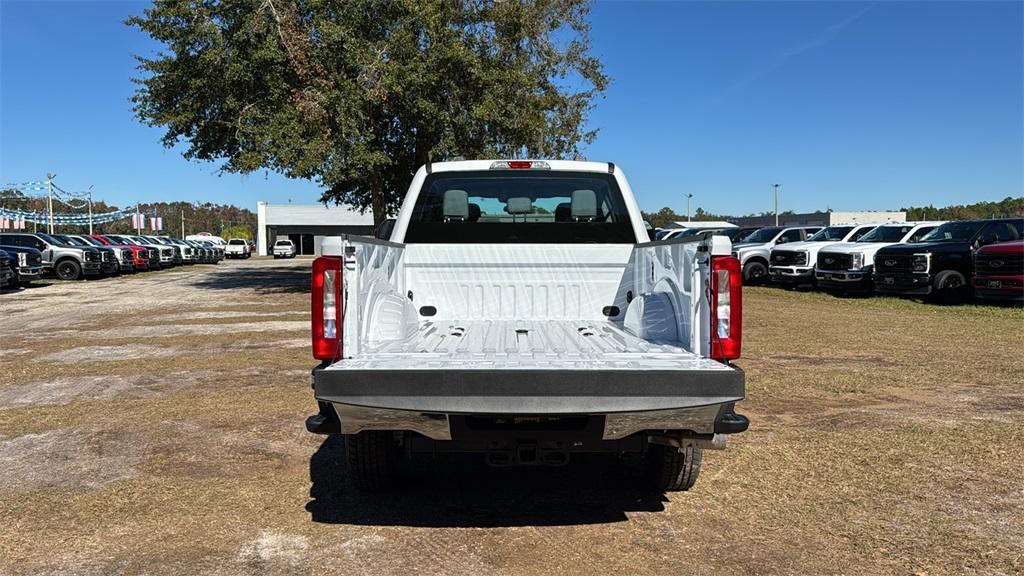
[0,259,1022,575]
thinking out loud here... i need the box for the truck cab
[874,218,1024,301]
[305,160,748,492]
[768,223,880,286]
[731,225,822,284]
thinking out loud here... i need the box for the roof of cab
[422,159,616,174]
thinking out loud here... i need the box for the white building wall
[257,201,269,256]
[257,201,375,255]
[829,211,906,225]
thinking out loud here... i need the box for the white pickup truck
[224,238,251,259]
[305,160,748,492]
[768,223,880,285]
[815,221,945,292]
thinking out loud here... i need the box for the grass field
[1,261,1021,575]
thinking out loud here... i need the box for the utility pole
[181,209,185,239]
[686,193,694,223]
[773,184,780,226]
[136,203,142,235]
[46,173,55,234]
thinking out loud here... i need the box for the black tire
[645,443,702,491]
[742,260,768,284]
[344,431,400,491]
[54,258,82,281]
[932,270,968,303]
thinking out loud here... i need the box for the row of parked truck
[0,232,225,288]
[669,218,1023,302]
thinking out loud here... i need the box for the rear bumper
[311,365,747,441]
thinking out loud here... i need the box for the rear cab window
[404,171,636,243]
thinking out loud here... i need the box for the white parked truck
[224,238,251,259]
[815,221,945,292]
[305,160,748,492]
[768,223,881,285]
[273,239,298,258]
[732,225,822,284]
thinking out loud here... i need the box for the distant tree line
[901,197,1023,221]
[644,197,1023,229]
[642,206,799,229]
[0,190,255,238]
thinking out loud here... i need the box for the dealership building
[256,202,375,256]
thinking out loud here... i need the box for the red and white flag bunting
[1,218,27,229]
[149,217,163,230]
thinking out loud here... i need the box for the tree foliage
[127,0,609,223]
[902,197,1024,221]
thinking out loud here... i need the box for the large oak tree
[129,0,608,223]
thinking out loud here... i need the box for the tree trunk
[370,176,387,227]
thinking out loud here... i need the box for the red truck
[973,239,1023,301]
[89,234,152,271]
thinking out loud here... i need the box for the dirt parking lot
[1,259,1021,575]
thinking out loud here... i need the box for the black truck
[873,218,1024,301]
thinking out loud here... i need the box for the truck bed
[339,318,730,371]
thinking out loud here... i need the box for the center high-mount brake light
[489,160,551,170]
[711,256,742,361]
[311,256,343,360]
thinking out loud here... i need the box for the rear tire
[645,443,702,491]
[55,259,82,281]
[345,431,401,491]
[742,260,768,285]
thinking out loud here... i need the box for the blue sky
[1,1,1021,216]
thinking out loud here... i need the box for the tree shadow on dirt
[306,435,671,528]
[190,266,309,294]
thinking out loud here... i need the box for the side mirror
[776,237,788,244]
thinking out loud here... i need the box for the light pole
[46,173,56,234]
[772,184,780,226]
[87,186,94,235]
[686,193,694,222]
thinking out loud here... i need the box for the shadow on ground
[307,435,669,528]
[190,265,310,294]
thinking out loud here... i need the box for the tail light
[711,256,742,361]
[489,160,551,170]
[312,256,343,360]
